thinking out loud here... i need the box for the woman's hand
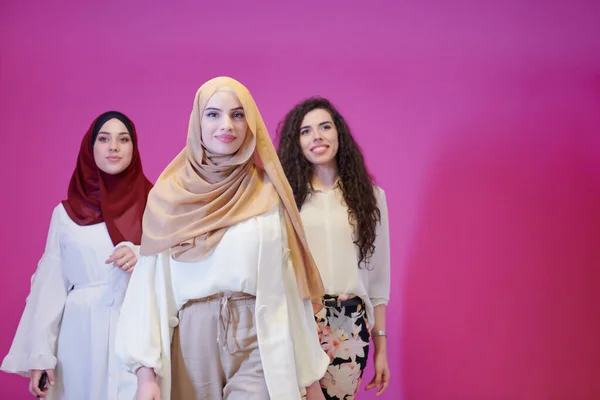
[136,367,161,400]
[29,369,54,398]
[365,349,390,396]
[106,246,137,273]
[305,380,325,400]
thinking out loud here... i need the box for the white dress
[1,203,138,400]
[115,206,330,400]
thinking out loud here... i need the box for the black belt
[322,296,363,308]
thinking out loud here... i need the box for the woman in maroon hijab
[1,111,153,400]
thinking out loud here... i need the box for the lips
[106,156,121,162]
[310,145,329,154]
[215,134,236,143]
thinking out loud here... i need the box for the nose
[220,115,233,132]
[109,137,120,152]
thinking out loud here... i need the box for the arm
[115,254,164,399]
[283,256,329,399]
[114,255,163,376]
[365,188,391,395]
[368,187,391,327]
[278,209,329,396]
[372,304,387,357]
[1,205,69,375]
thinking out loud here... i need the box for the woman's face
[298,108,339,168]
[201,89,248,155]
[93,118,133,175]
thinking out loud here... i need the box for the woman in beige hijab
[115,77,329,400]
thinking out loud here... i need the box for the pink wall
[1,0,599,399]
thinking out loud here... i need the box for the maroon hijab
[62,111,153,245]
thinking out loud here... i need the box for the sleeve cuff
[370,297,389,307]
[0,354,57,376]
[128,362,163,378]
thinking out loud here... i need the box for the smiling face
[92,118,133,175]
[298,108,339,168]
[200,89,249,155]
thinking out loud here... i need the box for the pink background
[1,0,599,399]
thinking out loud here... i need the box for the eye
[207,112,218,118]
[98,137,108,142]
[233,112,245,119]
[119,137,130,143]
[300,128,310,135]
[322,124,332,130]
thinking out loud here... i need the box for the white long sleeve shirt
[300,185,391,328]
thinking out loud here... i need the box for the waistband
[186,291,255,354]
[322,294,364,308]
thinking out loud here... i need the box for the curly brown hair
[276,97,381,268]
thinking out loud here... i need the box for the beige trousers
[171,292,270,400]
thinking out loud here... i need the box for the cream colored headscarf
[140,77,324,303]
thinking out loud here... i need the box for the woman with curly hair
[277,97,391,399]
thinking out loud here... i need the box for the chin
[214,143,243,156]
[99,166,127,175]
[213,148,235,156]
[224,147,239,155]
[311,156,334,166]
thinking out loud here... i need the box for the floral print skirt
[315,294,370,400]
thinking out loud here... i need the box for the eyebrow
[300,121,332,130]
[98,131,129,136]
[205,107,244,112]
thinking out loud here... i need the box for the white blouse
[169,211,260,307]
[115,206,329,400]
[1,203,138,400]
[300,185,391,328]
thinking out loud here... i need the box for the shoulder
[50,202,68,223]
[52,202,80,227]
[373,186,387,201]
[53,202,66,215]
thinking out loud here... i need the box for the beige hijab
[140,77,325,304]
